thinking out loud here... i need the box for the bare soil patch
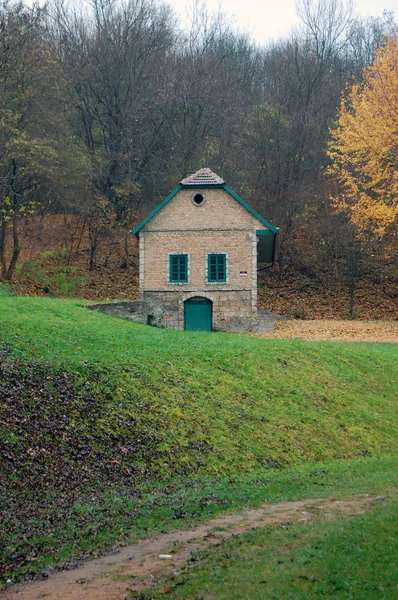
[267,319,398,343]
[2,494,380,600]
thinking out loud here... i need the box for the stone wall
[86,302,285,334]
[143,290,256,332]
[87,301,145,322]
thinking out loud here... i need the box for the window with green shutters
[208,254,226,283]
[169,254,188,283]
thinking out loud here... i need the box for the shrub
[16,257,84,297]
[0,283,16,297]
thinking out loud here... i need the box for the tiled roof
[180,168,224,186]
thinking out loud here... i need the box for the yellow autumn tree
[328,36,398,238]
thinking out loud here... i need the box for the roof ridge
[180,168,224,186]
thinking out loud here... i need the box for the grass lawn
[138,494,398,600]
[1,296,397,586]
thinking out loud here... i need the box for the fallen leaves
[267,320,398,343]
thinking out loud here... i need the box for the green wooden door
[184,299,212,332]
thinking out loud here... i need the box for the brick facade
[134,171,276,332]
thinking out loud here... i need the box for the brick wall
[142,229,255,291]
[145,187,262,231]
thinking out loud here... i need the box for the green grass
[0,283,15,296]
[2,456,398,586]
[1,296,398,471]
[140,494,398,599]
[1,296,397,585]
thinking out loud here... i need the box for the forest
[0,0,397,317]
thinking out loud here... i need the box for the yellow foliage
[328,36,398,237]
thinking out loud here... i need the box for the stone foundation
[87,301,145,322]
[86,301,287,334]
[143,289,257,332]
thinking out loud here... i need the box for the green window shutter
[170,254,188,283]
[179,255,187,282]
[208,254,226,282]
[218,254,226,281]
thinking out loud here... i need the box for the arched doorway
[184,297,212,331]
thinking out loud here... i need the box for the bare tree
[296,0,354,60]
[50,0,175,267]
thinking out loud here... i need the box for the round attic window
[192,193,205,206]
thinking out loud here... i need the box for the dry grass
[268,319,398,343]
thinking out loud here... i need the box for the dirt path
[267,319,398,342]
[2,494,381,600]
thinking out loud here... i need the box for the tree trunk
[89,236,97,271]
[277,233,287,281]
[348,245,361,318]
[121,231,129,269]
[104,238,116,268]
[349,273,356,317]
[0,214,7,279]
[5,213,20,281]
[37,212,45,241]
[68,217,86,266]
[63,212,69,250]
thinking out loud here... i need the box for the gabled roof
[180,168,224,186]
[132,169,278,235]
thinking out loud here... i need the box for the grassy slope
[1,297,398,583]
[1,297,398,471]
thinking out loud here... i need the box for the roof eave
[222,184,278,233]
[131,184,183,236]
[180,183,225,189]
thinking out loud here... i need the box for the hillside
[2,297,398,472]
[1,297,397,584]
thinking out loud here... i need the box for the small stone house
[132,168,278,332]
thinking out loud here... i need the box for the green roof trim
[223,185,278,233]
[131,182,278,236]
[256,229,274,236]
[131,184,182,236]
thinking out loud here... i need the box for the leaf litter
[267,320,398,343]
